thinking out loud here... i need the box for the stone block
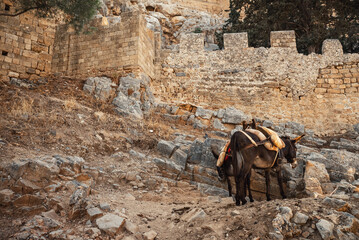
[322,39,343,59]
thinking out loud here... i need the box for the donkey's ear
[292,134,305,143]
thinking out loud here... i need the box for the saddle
[245,127,285,151]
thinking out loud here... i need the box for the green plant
[194,27,202,33]
[221,0,359,54]
[2,0,101,32]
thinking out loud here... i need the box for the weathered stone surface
[170,149,187,169]
[222,107,250,124]
[292,212,309,225]
[322,197,350,212]
[316,219,334,240]
[124,221,140,234]
[83,77,116,100]
[157,140,177,158]
[143,230,158,240]
[96,214,125,235]
[181,208,207,222]
[0,189,14,205]
[305,177,323,196]
[213,118,226,131]
[13,194,44,207]
[195,107,214,119]
[304,160,330,183]
[87,207,103,221]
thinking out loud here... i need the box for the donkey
[229,131,304,205]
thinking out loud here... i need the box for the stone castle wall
[1,9,156,80]
[153,31,359,134]
[51,12,155,78]
[0,1,56,81]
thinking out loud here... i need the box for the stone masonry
[153,31,359,134]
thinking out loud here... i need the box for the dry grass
[63,98,77,112]
[10,97,34,117]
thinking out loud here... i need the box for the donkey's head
[281,134,305,168]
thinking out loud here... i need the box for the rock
[7,157,60,187]
[322,197,350,212]
[305,177,323,196]
[193,118,208,129]
[269,231,284,240]
[87,207,103,221]
[285,121,305,134]
[170,149,187,170]
[222,107,250,124]
[157,140,177,158]
[69,188,88,206]
[143,230,158,240]
[49,229,65,239]
[83,77,116,100]
[272,207,293,232]
[330,138,359,152]
[125,172,138,181]
[181,208,207,222]
[292,212,309,225]
[96,214,126,235]
[13,194,44,207]
[99,202,111,211]
[14,179,41,194]
[353,123,359,134]
[316,219,334,240]
[42,209,62,222]
[195,107,214,119]
[0,189,14,205]
[304,160,330,183]
[124,221,139,234]
[213,118,226,131]
[84,227,101,238]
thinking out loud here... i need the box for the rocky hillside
[1,74,359,240]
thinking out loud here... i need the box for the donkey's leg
[234,175,242,206]
[276,166,287,199]
[265,169,271,201]
[246,171,254,202]
[227,176,233,198]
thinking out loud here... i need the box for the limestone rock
[195,107,214,119]
[87,207,104,221]
[96,214,126,235]
[181,208,207,222]
[143,230,157,240]
[305,177,323,196]
[222,107,250,124]
[0,189,14,205]
[304,160,330,184]
[83,77,116,100]
[13,194,44,207]
[316,219,334,240]
[292,212,309,225]
[157,140,177,158]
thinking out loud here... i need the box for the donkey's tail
[230,131,245,176]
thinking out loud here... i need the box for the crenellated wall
[153,32,359,134]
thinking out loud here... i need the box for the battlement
[179,30,344,57]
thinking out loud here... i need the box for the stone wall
[153,32,359,135]
[0,1,56,81]
[51,12,155,78]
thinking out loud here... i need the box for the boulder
[195,107,214,119]
[83,77,116,100]
[96,214,126,235]
[316,219,334,240]
[87,207,103,221]
[157,140,177,158]
[292,212,309,225]
[221,107,250,124]
[13,194,44,207]
[304,160,330,183]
